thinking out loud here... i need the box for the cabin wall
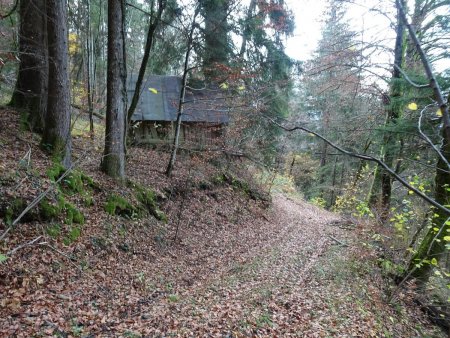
[133,121,173,144]
[133,121,225,147]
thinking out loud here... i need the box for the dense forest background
[1,0,450,335]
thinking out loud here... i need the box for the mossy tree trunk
[408,96,450,282]
[101,0,127,179]
[42,0,72,168]
[408,133,450,280]
[10,0,48,133]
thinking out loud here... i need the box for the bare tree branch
[7,236,43,256]
[0,0,18,19]
[396,0,450,141]
[267,116,450,215]
[394,64,430,89]
[418,104,450,170]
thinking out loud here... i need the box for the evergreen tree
[42,0,72,167]
[10,0,48,132]
[302,0,363,203]
[102,0,127,178]
[238,0,295,163]
[200,0,232,81]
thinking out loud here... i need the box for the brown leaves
[0,108,444,337]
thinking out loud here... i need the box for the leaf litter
[0,108,446,337]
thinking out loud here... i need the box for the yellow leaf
[148,88,158,94]
[238,85,245,91]
[219,83,228,89]
[436,109,443,117]
[444,236,450,242]
[408,190,414,195]
[431,258,438,266]
[68,33,79,55]
[408,102,418,110]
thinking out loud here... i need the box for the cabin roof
[127,75,230,124]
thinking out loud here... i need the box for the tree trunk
[369,2,405,219]
[352,139,371,189]
[318,110,330,197]
[42,0,71,168]
[289,155,296,176]
[395,0,450,283]
[330,156,339,207]
[239,0,257,58]
[408,133,450,280]
[85,0,95,138]
[166,8,199,177]
[10,0,48,132]
[101,0,127,179]
[127,0,165,131]
[201,0,230,81]
[408,92,450,281]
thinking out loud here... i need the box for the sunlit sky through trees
[284,0,449,73]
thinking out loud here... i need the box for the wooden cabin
[128,75,229,146]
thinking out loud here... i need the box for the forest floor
[0,107,447,337]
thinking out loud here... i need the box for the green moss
[212,174,226,185]
[131,182,168,223]
[104,194,139,218]
[63,226,81,246]
[62,172,84,194]
[4,198,26,225]
[39,195,84,225]
[213,172,269,202]
[40,197,64,220]
[46,162,66,182]
[82,194,94,207]
[19,110,29,131]
[215,173,249,192]
[46,223,62,238]
[155,210,168,223]
[65,202,85,225]
[80,173,99,190]
[46,163,98,196]
[41,134,68,162]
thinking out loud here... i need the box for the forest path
[1,190,442,337]
[129,195,435,336]
[0,108,442,337]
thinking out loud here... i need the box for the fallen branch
[328,235,348,247]
[71,103,104,120]
[7,236,43,256]
[0,151,89,241]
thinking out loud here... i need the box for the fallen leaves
[0,108,446,337]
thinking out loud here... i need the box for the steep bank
[0,108,444,337]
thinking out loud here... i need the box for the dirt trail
[1,191,443,337]
[107,194,433,337]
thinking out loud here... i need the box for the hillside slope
[0,108,445,337]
